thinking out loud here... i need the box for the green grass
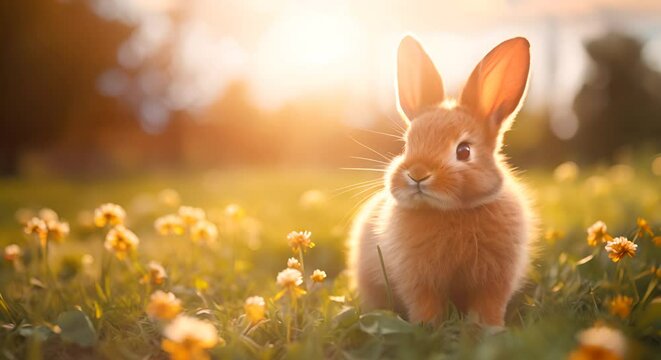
[0,164,659,359]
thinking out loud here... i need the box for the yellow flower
[609,295,633,319]
[636,217,654,238]
[3,244,21,262]
[604,237,637,263]
[190,220,218,244]
[146,290,182,320]
[155,215,185,236]
[142,261,168,286]
[104,225,139,260]
[569,325,626,360]
[275,268,306,300]
[287,230,314,253]
[94,203,126,227]
[544,228,564,244]
[162,315,219,360]
[310,269,327,283]
[586,221,612,247]
[24,217,48,243]
[244,296,266,325]
[287,257,301,270]
[46,220,70,242]
[178,206,206,225]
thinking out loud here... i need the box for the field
[0,163,659,359]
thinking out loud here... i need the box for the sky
[90,0,661,138]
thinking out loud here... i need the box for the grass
[0,163,659,359]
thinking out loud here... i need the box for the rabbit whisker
[350,156,390,166]
[350,137,392,162]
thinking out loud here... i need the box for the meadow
[0,161,659,359]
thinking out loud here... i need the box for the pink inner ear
[461,37,530,124]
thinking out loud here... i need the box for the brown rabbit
[348,35,536,327]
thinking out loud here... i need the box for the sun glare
[251,7,367,108]
[277,15,358,68]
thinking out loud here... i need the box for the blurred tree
[0,0,131,175]
[573,32,661,162]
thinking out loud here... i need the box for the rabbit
[348,35,537,327]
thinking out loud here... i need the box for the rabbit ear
[460,37,530,129]
[396,35,445,122]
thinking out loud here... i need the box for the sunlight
[251,6,367,108]
[267,12,361,69]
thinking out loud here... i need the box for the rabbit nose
[406,165,432,183]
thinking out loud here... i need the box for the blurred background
[1,0,660,177]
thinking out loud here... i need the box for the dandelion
[604,237,637,263]
[104,225,139,260]
[142,261,168,286]
[146,291,182,320]
[635,217,654,238]
[277,268,303,288]
[190,220,218,244]
[24,217,48,243]
[161,315,219,360]
[154,214,185,236]
[275,268,306,343]
[287,257,301,270]
[178,206,206,225]
[3,244,21,262]
[46,220,70,242]
[244,296,266,325]
[310,269,327,283]
[586,221,613,247]
[275,268,306,300]
[94,203,126,227]
[568,325,626,360]
[287,231,314,253]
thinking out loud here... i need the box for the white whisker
[350,137,392,162]
[341,167,387,173]
[350,156,390,166]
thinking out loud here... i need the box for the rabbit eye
[456,142,470,161]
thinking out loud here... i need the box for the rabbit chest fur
[350,180,532,325]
